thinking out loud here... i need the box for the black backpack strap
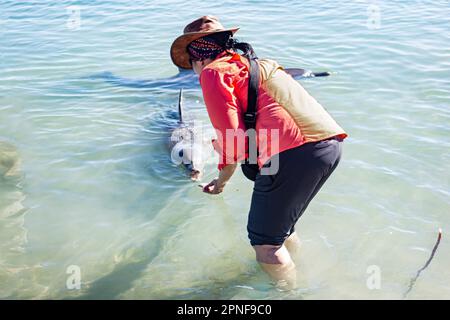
[243,58,260,130]
[242,57,260,169]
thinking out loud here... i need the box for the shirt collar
[202,51,249,74]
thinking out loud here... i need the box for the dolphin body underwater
[89,67,330,180]
[89,67,330,90]
[89,68,201,90]
[168,89,206,181]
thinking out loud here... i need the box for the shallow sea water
[0,0,449,299]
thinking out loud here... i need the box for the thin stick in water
[403,228,442,299]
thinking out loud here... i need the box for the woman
[170,16,347,288]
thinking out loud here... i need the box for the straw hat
[170,16,239,69]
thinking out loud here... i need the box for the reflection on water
[0,0,449,299]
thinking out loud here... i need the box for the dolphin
[168,89,205,181]
[87,66,330,180]
[88,67,330,91]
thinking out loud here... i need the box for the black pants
[247,137,343,246]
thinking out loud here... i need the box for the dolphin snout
[185,163,202,181]
[190,169,201,181]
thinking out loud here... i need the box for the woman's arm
[199,67,246,194]
[200,68,247,170]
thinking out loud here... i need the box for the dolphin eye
[178,149,184,158]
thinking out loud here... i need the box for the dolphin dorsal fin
[178,88,184,123]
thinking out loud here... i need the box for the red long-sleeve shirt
[199,52,306,171]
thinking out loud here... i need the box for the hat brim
[170,27,239,70]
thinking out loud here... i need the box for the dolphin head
[183,160,202,181]
[175,142,204,181]
[171,127,204,181]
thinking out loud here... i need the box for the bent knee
[253,244,291,265]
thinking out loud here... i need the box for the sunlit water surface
[0,0,449,299]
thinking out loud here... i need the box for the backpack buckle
[244,112,256,124]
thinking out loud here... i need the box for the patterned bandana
[188,37,224,61]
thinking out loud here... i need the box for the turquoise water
[1,0,449,299]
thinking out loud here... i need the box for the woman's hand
[199,163,237,195]
[200,178,225,194]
